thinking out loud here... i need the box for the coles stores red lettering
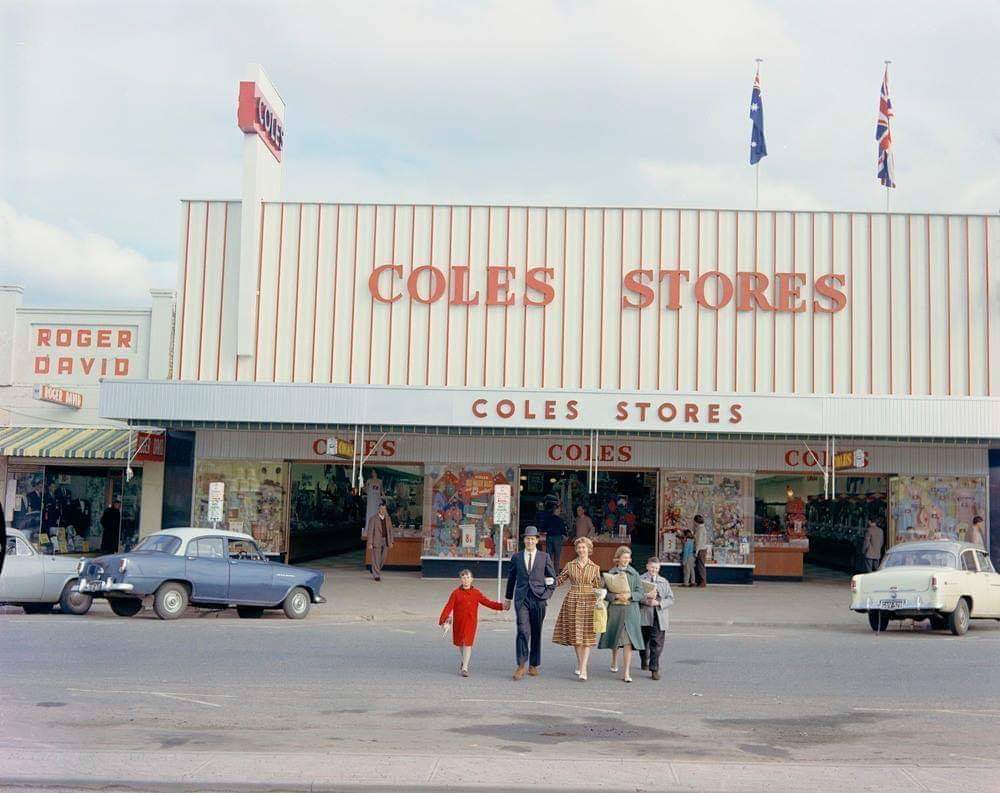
[784,449,870,468]
[311,438,397,457]
[369,265,848,313]
[548,443,632,463]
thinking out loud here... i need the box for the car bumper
[312,594,327,604]
[79,578,135,594]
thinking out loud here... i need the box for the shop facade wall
[138,461,164,538]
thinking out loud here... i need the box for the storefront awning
[0,426,133,460]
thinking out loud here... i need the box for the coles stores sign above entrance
[368,264,848,313]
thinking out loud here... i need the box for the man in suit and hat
[366,500,394,581]
[504,526,556,680]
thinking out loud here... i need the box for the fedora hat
[522,526,540,538]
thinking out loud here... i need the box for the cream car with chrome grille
[851,541,1000,635]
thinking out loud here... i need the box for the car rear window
[133,535,182,554]
[882,550,956,568]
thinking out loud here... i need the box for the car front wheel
[59,582,93,615]
[867,610,891,632]
[153,583,189,620]
[947,598,970,636]
[109,598,144,617]
[282,587,311,620]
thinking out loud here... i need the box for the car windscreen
[132,535,182,554]
[882,550,957,569]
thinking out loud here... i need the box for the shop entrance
[754,473,888,574]
[518,468,658,567]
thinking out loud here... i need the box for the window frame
[188,536,227,560]
[227,538,265,562]
[960,549,978,572]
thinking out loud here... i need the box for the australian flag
[876,67,895,188]
[749,70,767,165]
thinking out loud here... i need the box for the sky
[1,0,998,308]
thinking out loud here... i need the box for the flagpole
[754,58,762,211]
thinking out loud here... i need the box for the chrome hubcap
[165,592,182,612]
[293,594,306,612]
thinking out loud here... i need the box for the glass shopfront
[658,472,754,566]
[6,464,142,555]
[289,463,423,563]
[193,460,287,556]
[889,476,988,548]
[423,464,517,559]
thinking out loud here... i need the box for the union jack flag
[876,67,895,188]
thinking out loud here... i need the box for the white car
[1,528,93,615]
[851,540,1000,635]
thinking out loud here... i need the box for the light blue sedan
[1,529,92,615]
[78,528,326,620]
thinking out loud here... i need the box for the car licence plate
[879,598,906,609]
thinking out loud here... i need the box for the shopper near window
[545,502,568,572]
[693,515,709,587]
[967,516,986,550]
[862,519,884,572]
[366,500,394,581]
[681,530,696,587]
[99,499,122,555]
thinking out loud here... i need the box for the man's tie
[527,551,534,571]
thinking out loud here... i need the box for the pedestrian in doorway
[681,530,696,587]
[862,519,884,572]
[438,569,504,677]
[552,536,602,681]
[100,499,122,555]
[366,500,395,581]
[599,545,645,683]
[545,502,568,572]
[693,515,709,587]
[504,526,556,680]
[574,505,595,539]
[639,557,674,680]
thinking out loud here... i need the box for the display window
[889,476,988,549]
[423,464,517,559]
[754,474,887,571]
[6,465,141,555]
[194,460,287,556]
[518,468,658,547]
[659,472,754,566]
[289,463,423,562]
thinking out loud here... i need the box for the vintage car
[1,528,93,615]
[851,540,1000,635]
[77,528,326,620]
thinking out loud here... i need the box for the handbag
[592,587,608,634]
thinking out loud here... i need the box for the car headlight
[119,558,128,574]
[851,577,858,593]
[77,559,85,574]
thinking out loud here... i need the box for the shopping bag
[602,571,630,594]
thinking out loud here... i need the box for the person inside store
[639,557,674,681]
[693,515,709,587]
[100,498,122,555]
[366,499,395,581]
[862,518,884,572]
[552,536,602,682]
[543,502,568,571]
[504,526,556,680]
[574,505,595,539]
[599,545,645,683]
[967,516,986,549]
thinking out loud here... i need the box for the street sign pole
[493,484,512,603]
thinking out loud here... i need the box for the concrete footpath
[1,749,996,793]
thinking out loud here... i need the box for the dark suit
[505,547,556,667]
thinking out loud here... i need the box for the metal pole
[755,164,760,211]
[358,426,365,490]
[831,436,836,499]
[496,522,505,603]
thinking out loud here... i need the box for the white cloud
[0,202,173,307]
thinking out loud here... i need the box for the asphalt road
[3,603,1000,774]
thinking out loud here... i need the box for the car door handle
[230,560,238,565]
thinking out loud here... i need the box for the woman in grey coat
[598,545,645,683]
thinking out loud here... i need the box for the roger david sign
[33,384,83,409]
[30,324,138,381]
[238,81,284,161]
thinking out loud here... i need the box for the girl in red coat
[439,569,504,677]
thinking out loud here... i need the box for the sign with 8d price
[493,484,511,526]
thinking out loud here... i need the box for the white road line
[150,692,222,708]
[855,707,1000,719]
[461,698,622,715]
[390,628,417,635]
[67,687,228,707]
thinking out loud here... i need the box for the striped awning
[0,427,133,460]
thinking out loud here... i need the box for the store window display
[423,465,517,559]
[289,463,423,562]
[889,476,987,548]
[659,472,754,566]
[194,461,286,556]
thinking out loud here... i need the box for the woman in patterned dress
[552,536,602,681]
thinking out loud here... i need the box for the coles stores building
[101,66,999,581]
